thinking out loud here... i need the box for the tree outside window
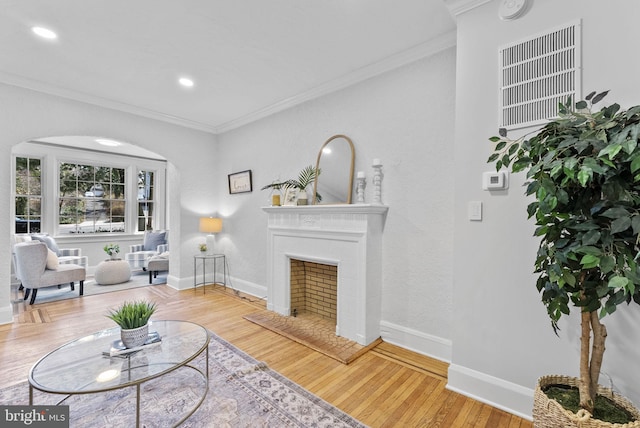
[58,162,125,234]
[15,157,42,233]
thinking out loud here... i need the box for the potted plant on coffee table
[106,300,157,348]
[488,91,640,426]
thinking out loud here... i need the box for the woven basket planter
[533,375,640,428]
[120,324,149,349]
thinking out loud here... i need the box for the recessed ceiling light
[96,139,121,147]
[31,26,57,40]
[179,77,194,88]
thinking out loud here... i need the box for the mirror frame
[312,134,355,204]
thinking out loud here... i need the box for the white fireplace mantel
[263,204,388,345]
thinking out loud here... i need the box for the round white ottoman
[95,259,132,285]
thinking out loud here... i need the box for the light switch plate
[468,201,482,221]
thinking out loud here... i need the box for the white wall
[450,0,640,419]
[216,48,457,360]
[0,84,218,323]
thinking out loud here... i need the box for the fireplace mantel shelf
[262,204,388,215]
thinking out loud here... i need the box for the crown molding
[213,30,457,134]
[1,30,456,136]
[0,71,218,133]
[443,0,493,17]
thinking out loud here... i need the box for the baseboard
[447,363,534,421]
[379,320,452,363]
[223,277,267,301]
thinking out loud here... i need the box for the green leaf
[608,276,629,289]
[562,271,576,287]
[598,143,622,160]
[630,154,640,173]
[578,166,592,186]
[580,254,600,268]
[599,256,615,273]
[576,100,588,109]
[592,90,609,104]
[495,141,507,151]
[512,158,531,172]
[487,153,499,163]
[601,207,630,219]
[611,216,631,234]
[489,136,501,142]
[581,229,601,246]
[632,215,640,235]
[577,246,603,256]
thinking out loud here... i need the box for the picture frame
[228,170,252,194]
[282,187,298,206]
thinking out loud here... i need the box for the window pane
[58,162,127,235]
[15,157,42,234]
[111,184,124,199]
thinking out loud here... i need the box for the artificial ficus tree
[488,91,640,415]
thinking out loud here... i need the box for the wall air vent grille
[499,20,581,130]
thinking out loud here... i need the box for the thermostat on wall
[482,171,509,190]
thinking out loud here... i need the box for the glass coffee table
[28,320,209,427]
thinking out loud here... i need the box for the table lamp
[199,217,222,255]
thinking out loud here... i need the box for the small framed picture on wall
[228,170,253,194]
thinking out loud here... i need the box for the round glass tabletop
[29,320,209,395]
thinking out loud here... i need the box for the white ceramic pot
[120,324,149,348]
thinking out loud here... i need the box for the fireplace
[263,204,388,346]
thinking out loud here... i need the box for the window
[58,162,126,234]
[13,141,166,236]
[137,170,155,232]
[15,157,42,233]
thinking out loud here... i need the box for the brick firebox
[290,259,337,321]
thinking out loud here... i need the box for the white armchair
[125,230,169,270]
[14,234,88,269]
[14,242,86,304]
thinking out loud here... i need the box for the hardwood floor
[0,284,533,427]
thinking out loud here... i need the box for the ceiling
[0,1,457,134]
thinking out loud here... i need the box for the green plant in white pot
[106,300,157,348]
[488,91,640,425]
[261,165,322,205]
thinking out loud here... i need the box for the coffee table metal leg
[29,384,33,405]
[136,383,141,427]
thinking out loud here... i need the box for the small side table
[193,254,226,293]
[95,259,132,285]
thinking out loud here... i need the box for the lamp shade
[199,217,222,234]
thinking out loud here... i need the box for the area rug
[244,310,381,364]
[17,271,167,305]
[0,331,367,427]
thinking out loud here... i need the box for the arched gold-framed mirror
[312,134,355,204]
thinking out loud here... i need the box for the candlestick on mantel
[372,162,383,205]
[356,174,366,204]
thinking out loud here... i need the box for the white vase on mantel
[297,189,308,205]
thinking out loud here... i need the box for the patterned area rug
[244,310,381,364]
[0,331,367,427]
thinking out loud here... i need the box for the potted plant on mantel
[488,91,640,426]
[106,300,157,349]
[261,165,322,205]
